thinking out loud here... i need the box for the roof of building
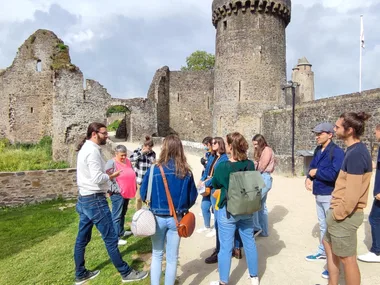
[297,57,312,66]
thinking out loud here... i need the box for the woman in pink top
[252,134,275,237]
[106,145,137,246]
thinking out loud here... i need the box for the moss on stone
[50,42,77,71]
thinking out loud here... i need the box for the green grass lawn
[0,137,69,172]
[0,199,152,285]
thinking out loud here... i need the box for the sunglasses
[97,131,108,136]
[212,142,218,145]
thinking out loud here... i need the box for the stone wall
[52,70,111,166]
[263,88,380,174]
[169,70,214,141]
[0,30,62,143]
[0,169,77,207]
[110,98,157,142]
[147,67,170,137]
[107,113,126,125]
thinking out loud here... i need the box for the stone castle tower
[292,57,315,103]
[211,0,291,139]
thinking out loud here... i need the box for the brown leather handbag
[159,165,196,238]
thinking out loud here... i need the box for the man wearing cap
[305,123,345,278]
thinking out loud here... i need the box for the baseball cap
[312,122,334,134]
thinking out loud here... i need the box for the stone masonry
[0,169,77,207]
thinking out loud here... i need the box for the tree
[181,50,215,71]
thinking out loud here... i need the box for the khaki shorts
[324,209,363,257]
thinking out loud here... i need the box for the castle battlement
[212,0,291,27]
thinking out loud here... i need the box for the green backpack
[226,161,265,215]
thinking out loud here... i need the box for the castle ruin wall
[169,70,214,141]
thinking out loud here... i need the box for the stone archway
[106,105,131,141]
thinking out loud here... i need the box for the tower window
[223,20,227,30]
[177,93,180,102]
[238,81,241,101]
[36,60,42,72]
[31,107,34,113]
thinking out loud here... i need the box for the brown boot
[232,248,242,259]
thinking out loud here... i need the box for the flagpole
[359,15,363,93]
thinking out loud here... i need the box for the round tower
[212,0,291,138]
[291,57,315,102]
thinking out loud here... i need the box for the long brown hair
[252,134,268,161]
[340,112,371,138]
[226,132,249,161]
[211,137,226,155]
[157,135,191,178]
[76,122,106,151]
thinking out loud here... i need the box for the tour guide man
[73,122,148,285]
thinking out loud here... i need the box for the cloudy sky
[0,0,379,99]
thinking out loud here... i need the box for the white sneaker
[209,281,220,285]
[118,239,127,246]
[196,227,210,234]
[358,252,380,263]
[123,230,132,237]
[206,228,216,238]
[251,276,260,285]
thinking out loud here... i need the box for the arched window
[36,60,42,72]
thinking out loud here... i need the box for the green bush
[0,136,69,172]
[107,120,121,131]
[106,105,130,116]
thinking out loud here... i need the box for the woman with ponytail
[130,135,156,210]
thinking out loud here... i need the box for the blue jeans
[151,215,181,285]
[74,194,131,278]
[369,199,380,254]
[315,195,331,255]
[110,193,130,237]
[201,195,212,228]
[253,173,273,236]
[218,206,258,283]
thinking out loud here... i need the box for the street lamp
[282,81,299,176]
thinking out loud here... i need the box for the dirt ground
[115,140,379,285]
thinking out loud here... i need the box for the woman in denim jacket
[140,135,197,285]
[198,137,229,263]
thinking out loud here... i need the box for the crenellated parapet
[212,0,291,27]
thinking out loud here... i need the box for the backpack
[226,161,265,215]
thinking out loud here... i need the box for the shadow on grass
[0,199,77,260]
[94,236,152,272]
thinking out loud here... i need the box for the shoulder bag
[131,165,156,237]
[159,165,196,238]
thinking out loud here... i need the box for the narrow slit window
[207,97,210,110]
[31,107,34,113]
[177,93,180,102]
[36,60,42,72]
[238,81,241,101]
[223,20,227,30]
